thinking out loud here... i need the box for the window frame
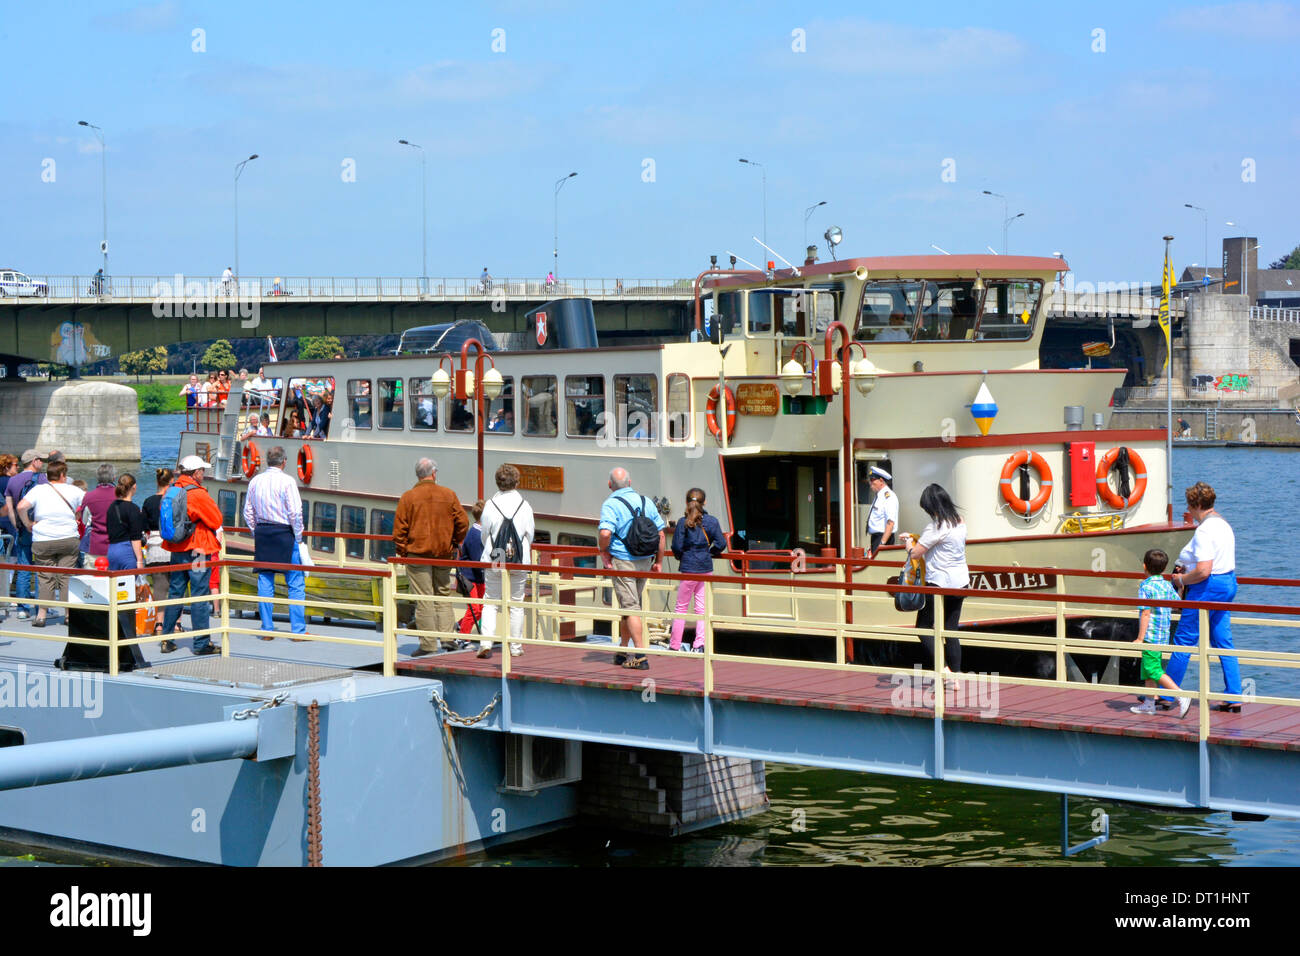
[665,372,691,444]
[340,505,366,559]
[376,378,405,430]
[312,501,337,553]
[564,374,606,440]
[408,377,439,431]
[346,378,373,430]
[613,373,658,442]
[520,375,558,438]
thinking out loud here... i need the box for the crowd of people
[0,447,1246,712]
[180,367,283,412]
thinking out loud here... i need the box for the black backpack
[613,495,661,558]
[489,496,527,565]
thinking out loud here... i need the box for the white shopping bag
[297,542,315,579]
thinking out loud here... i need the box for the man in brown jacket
[394,457,469,655]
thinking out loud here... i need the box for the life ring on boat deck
[999,450,1053,517]
[241,441,261,479]
[705,385,737,443]
[297,445,314,484]
[1096,446,1147,510]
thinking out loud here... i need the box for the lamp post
[1184,204,1207,280]
[553,172,577,282]
[398,140,427,294]
[1004,212,1025,254]
[234,154,259,280]
[981,190,1006,253]
[803,201,826,247]
[77,121,108,276]
[739,158,767,248]
[430,339,503,500]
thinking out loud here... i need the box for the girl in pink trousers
[669,488,727,652]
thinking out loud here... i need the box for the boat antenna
[752,237,800,277]
[725,250,763,272]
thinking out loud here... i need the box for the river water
[14,419,1300,866]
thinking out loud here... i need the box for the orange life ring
[297,445,314,484]
[999,450,1053,517]
[705,385,737,442]
[241,441,261,479]
[1096,447,1147,510]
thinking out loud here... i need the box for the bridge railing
[4,542,1296,745]
[0,275,695,303]
[1251,306,1300,323]
[1048,289,1186,318]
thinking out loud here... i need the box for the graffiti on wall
[49,321,110,366]
[1214,373,1251,392]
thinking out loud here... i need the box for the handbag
[894,552,927,613]
[135,579,158,635]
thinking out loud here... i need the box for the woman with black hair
[900,483,969,683]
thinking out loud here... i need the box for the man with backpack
[476,465,535,659]
[393,457,469,656]
[3,450,45,620]
[159,454,226,655]
[597,466,666,670]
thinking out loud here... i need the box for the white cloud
[1165,2,1300,39]
[92,0,182,34]
[801,19,1026,75]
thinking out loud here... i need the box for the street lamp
[77,121,108,277]
[1004,212,1025,254]
[739,158,767,248]
[1184,204,1207,280]
[234,154,259,280]
[430,339,503,500]
[398,140,427,294]
[554,172,577,282]
[803,201,827,247]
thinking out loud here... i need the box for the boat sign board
[510,463,564,493]
[736,383,780,416]
[886,571,1057,592]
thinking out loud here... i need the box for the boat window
[341,505,366,559]
[521,375,558,437]
[217,490,237,527]
[447,396,475,433]
[917,281,981,341]
[714,292,744,335]
[813,288,841,334]
[369,509,396,562]
[377,378,404,429]
[614,374,658,441]
[238,493,247,528]
[534,530,551,546]
[286,377,335,437]
[558,532,597,569]
[485,376,515,435]
[666,373,690,442]
[775,290,813,337]
[857,281,923,342]
[408,378,439,430]
[747,291,773,334]
[565,375,605,439]
[347,380,373,429]
[313,501,337,553]
[977,279,1041,341]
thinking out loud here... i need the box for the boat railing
[3,546,1296,743]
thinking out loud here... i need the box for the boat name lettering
[509,463,564,493]
[736,383,780,416]
[886,571,1056,591]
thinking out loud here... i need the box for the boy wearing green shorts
[1131,549,1191,718]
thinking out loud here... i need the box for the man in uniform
[865,466,898,559]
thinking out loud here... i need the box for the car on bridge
[0,269,48,297]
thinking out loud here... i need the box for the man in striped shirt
[243,445,308,640]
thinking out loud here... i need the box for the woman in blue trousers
[1163,482,1243,712]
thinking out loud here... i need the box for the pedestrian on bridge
[394,458,469,656]
[244,446,308,641]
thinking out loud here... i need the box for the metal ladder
[1205,405,1218,441]
[215,384,246,481]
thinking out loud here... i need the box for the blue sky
[2,0,1297,283]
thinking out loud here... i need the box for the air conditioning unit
[503,734,582,791]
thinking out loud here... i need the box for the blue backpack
[159,484,195,545]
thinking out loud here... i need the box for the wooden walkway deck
[398,644,1300,753]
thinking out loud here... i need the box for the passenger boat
[178,253,1187,658]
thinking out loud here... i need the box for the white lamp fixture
[851,355,878,396]
[430,367,451,399]
[829,360,843,394]
[780,358,807,397]
[481,366,504,401]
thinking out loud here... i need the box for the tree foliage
[298,335,345,361]
[200,338,238,370]
[119,345,169,381]
[1267,244,1300,271]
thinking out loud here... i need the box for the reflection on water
[9,429,1300,867]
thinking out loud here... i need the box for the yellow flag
[1158,249,1172,371]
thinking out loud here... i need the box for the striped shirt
[1138,575,1178,644]
[243,465,304,541]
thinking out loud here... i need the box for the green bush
[132,383,185,415]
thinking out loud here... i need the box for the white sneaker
[476,643,492,659]
[16,611,29,621]
[510,643,523,657]
[1130,702,1156,715]
[1178,696,1191,719]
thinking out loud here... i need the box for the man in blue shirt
[598,467,666,669]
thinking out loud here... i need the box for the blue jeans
[162,552,214,650]
[1164,571,1241,698]
[12,534,34,615]
[258,545,306,634]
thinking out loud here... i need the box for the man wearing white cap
[159,454,225,655]
[866,466,899,559]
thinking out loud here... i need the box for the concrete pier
[0,381,140,460]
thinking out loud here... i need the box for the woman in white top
[1163,482,1242,711]
[15,460,85,626]
[900,483,969,681]
[476,464,535,660]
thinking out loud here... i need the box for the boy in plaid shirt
[1131,549,1190,718]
